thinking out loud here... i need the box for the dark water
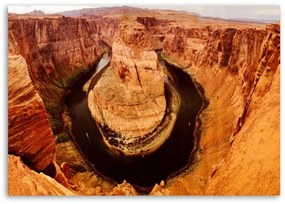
[66,56,204,192]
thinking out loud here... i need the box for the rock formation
[108,180,138,196]
[8,155,75,195]
[8,15,116,132]
[8,7,280,195]
[88,18,179,155]
[8,43,55,171]
[162,22,280,196]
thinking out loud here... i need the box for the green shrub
[55,132,70,143]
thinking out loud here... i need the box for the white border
[1,0,284,203]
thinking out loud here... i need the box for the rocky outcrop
[108,181,138,196]
[149,181,170,195]
[8,52,55,171]
[8,155,75,195]
[88,18,179,155]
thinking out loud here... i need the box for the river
[66,55,204,192]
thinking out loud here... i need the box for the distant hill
[26,10,46,16]
[57,6,148,17]
[57,6,279,24]
[203,16,278,24]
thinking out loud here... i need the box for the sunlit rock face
[8,16,118,132]
[8,155,75,196]
[8,38,55,171]
[88,18,179,155]
[162,22,280,195]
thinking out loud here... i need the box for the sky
[8,5,280,22]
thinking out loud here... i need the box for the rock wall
[8,47,55,171]
[162,23,280,195]
[8,16,117,132]
[204,64,280,195]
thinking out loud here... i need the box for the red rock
[8,53,55,171]
[8,155,75,195]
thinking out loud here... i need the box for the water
[66,56,204,192]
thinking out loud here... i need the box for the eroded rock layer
[8,15,118,132]
[162,23,280,195]
[88,18,179,155]
[8,52,55,171]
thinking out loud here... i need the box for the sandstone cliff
[204,64,280,194]
[8,15,117,132]
[8,49,55,171]
[162,22,279,195]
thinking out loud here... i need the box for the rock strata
[162,22,280,195]
[88,18,179,155]
[8,15,113,132]
[8,53,55,171]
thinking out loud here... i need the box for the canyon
[8,7,279,195]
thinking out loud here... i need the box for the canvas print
[8,5,280,195]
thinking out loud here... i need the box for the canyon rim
[8,5,280,195]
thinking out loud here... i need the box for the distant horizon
[8,5,280,23]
